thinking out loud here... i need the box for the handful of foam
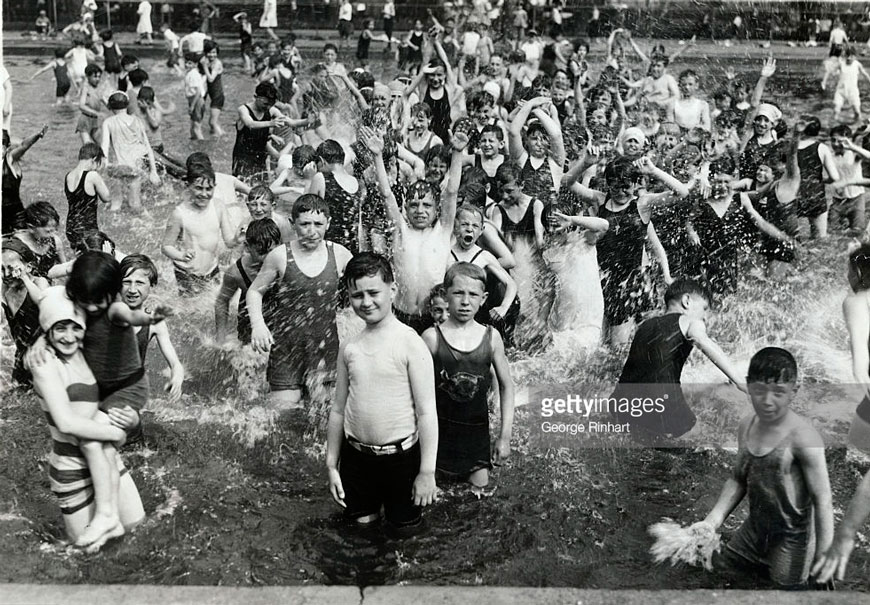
[648,518,721,570]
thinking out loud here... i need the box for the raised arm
[359,127,403,226]
[9,125,47,163]
[750,57,776,108]
[508,96,546,159]
[440,131,468,229]
[531,105,565,167]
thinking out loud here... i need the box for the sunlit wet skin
[3,46,870,588]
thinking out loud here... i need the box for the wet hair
[316,139,345,165]
[75,230,116,256]
[604,156,643,190]
[479,124,504,141]
[709,157,736,179]
[444,262,487,290]
[664,277,712,307]
[525,120,548,141]
[128,68,149,87]
[245,218,281,256]
[100,29,113,41]
[248,184,276,205]
[573,38,590,53]
[455,203,485,225]
[495,160,522,185]
[120,253,158,286]
[66,251,122,305]
[78,142,104,162]
[467,89,495,112]
[284,32,297,44]
[460,165,490,190]
[427,284,448,307]
[801,115,821,137]
[747,347,798,384]
[184,52,201,65]
[351,69,375,90]
[323,43,338,54]
[344,252,394,288]
[678,69,698,85]
[186,152,215,183]
[424,144,451,168]
[831,124,852,139]
[268,54,285,69]
[107,91,129,110]
[23,201,60,228]
[410,102,432,118]
[54,48,66,59]
[292,193,331,220]
[713,112,739,131]
[2,237,37,266]
[254,82,278,103]
[849,243,870,292]
[138,86,155,104]
[291,145,317,171]
[203,39,219,54]
[531,74,552,93]
[84,63,102,77]
[407,179,440,203]
[120,54,139,68]
[713,88,733,103]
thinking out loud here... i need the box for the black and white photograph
[3,1,870,603]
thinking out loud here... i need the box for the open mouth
[463,234,474,245]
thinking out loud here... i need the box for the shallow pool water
[2,42,870,589]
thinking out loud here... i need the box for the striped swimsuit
[38,355,127,515]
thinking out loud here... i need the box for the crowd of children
[7,5,870,590]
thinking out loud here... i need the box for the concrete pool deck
[2,585,869,604]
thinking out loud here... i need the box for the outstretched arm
[686,318,747,391]
[9,125,47,163]
[360,127,403,226]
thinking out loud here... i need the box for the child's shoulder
[785,412,824,448]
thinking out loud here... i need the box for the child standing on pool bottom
[326,253,438,536]
[700,347,833,589]
[422,262,514,495]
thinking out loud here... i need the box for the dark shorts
[56,81,71,98]
[830,44,843,57]
[719,520,813,587]
[267,342,337,392]
[188,95,206,122]
[167,51,179,68]
[393,306,433,335]
[339,437,422,529]
[174,264,220,296]
[338,19,353,38]
[796,192,828,219]
[208,90,225,110]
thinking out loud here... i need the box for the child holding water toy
[326,252,438,536]
[611,278,746,439]
[700,347,833,589]
[29,286,145,551]
[119,254,184,401]
[422,262,514,495]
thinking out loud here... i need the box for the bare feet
[83,522,125,553]
[75,513,124,548]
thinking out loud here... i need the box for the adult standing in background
[260,0,279,40]
[383,0,396,51]
[338,0,354,51]
[137,0,154,44]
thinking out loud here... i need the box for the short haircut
[427,283,448,306]
[444,261,487,290]
[128,68,149,87]
[138,85,155,104]
[712,88,733,102]
[107,91,129,110]
[664,277,712,306]
[531,74,552,92]
[849,243,870,293]
[248,184,276,205]
[186,152,215,183]
[203,39,219,54]
[344,252,394,289]
[120,54,139,67]
[424,144,451,167]
[495,160,522,185]
[100,29,113,41]
[747,347,798,384]
[525,120,548,140]
[54,49,66,58]
[23,201,60,228]
[254,81,278,102]
[678,68,698,83]
[467,89,495,111]
[84,63,102,77]
[75,230,116,255]
[406,179,440,202]
[458,182,487,208]
[410,101,432,118]
[800,115,821,137]
[480,124,504,141]
[291,145,317,171]
[456,203,485,224]
[184,52,201,64]
[120,253,159,285]
[66,251,122,304]
[831,124,852,139]
[292,193,331,220]
[78,142,104,161]
[245,218,281,256]
[323,43,338,53]
[604,156,643,189]
[316,139,345,165]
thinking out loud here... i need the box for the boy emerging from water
[702,347,833,589]
[326,252,438,536]
[612,278,746,438]
[360,125,466,334]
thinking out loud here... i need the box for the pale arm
[151,319,184,401]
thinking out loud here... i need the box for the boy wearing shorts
[326,252,438,536]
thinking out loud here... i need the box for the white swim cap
[38,286,86,332]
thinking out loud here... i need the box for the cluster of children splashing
[8,13,870,590]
